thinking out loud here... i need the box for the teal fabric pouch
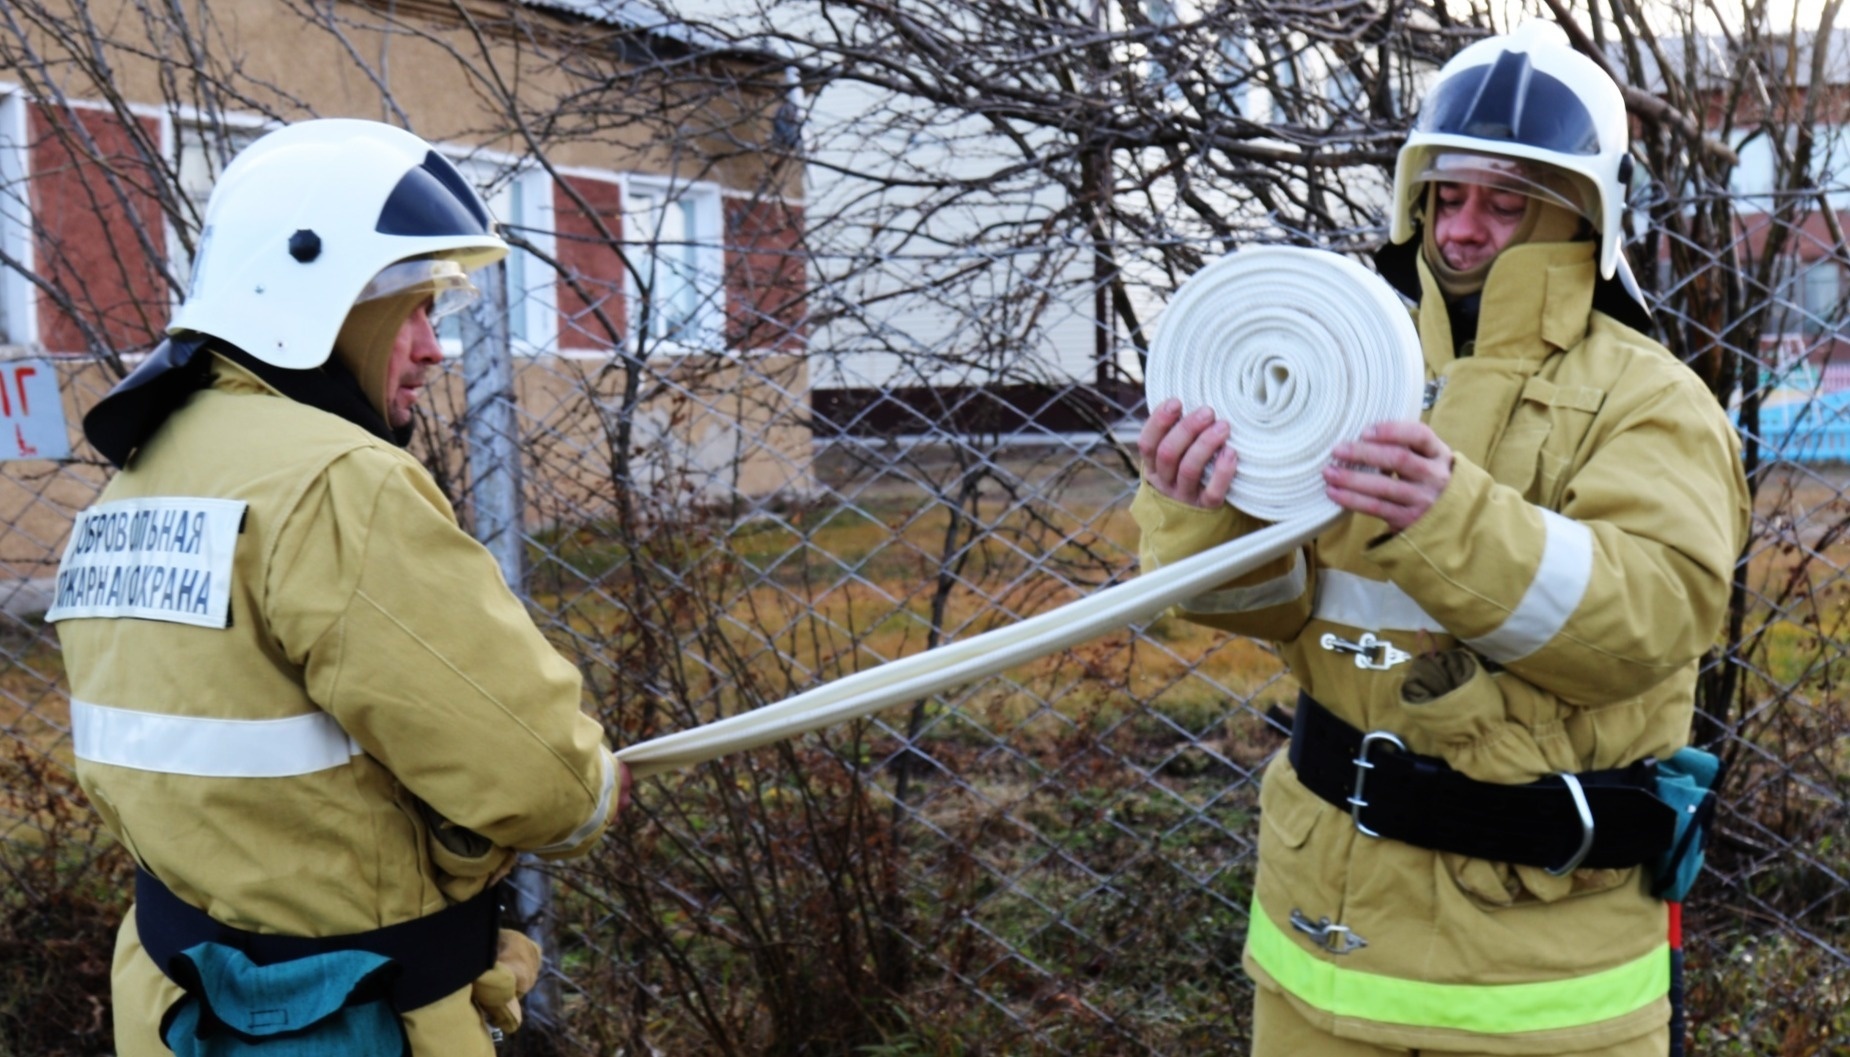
[161,942,408,1057]
[1650,746,1724,902]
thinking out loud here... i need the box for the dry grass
[0,458,1842,1054]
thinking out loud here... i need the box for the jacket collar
[1415,241,1598,361]
[83,337,405,469]
[207,345,406,446]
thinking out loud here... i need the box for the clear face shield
[353,258,480,323]
[1413,150,1599,229]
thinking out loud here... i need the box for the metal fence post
[457,263,558,1027]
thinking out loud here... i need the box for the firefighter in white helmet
[51,119,628,1056]
[1133,22,1748,1055]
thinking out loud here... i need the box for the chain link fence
[0,4,1843,1056]
[506,203,1850,1057]
[12,199,1845,1057]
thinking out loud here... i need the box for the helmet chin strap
[333,292,426,424]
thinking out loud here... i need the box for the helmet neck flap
[335,292,427,429]
[83,338,400,469]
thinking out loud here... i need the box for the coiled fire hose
[615,246,1424,779]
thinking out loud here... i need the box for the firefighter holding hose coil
[1136,22,1748,1057]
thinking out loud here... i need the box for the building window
[624,176,723,352]
[0,92,33,346]
[1772,257,1845,339]
[1728,130,1777,214]
[1803,260,1842,337]
[173,121,264,300]
[1141,0,1184,103]
[437,157,555,355]
[1731,122,1850,215]
[504,167,556,353]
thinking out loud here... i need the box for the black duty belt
[135,868,498,1013]
[1288,692,1677,873]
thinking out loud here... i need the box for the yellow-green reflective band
[1247,900,1668,1034]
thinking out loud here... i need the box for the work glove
[472,929,543,1034]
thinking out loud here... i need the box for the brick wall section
[724,197,805,353]
[553,174,626,351]
[30,105,169,355]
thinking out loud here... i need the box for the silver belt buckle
[1348,729,1407,838]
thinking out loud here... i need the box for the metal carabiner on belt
[1347,729,1407,838]
[1545,771,1596,876]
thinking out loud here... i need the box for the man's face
[386,302,443,428]
[1431,181,1530,272]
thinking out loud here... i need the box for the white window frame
[440,154,557,357]
[505,165,558,356]
[166,113,270,310]
[621,174,725,356]
[1803,260,1841,337]
[0,89,37,348]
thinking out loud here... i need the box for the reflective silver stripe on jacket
[1184,551,1308,615]
[1313,569,1445,632]
[71,699,362,778]
[1464,509,1593,664]
[535,749,618,855]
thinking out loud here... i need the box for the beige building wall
[0,0,813,603]
[18,0,798,193]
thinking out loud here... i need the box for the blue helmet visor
[1415,49,1602,156]
[375,151,494,237]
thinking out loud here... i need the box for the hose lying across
[616,246,1424,780]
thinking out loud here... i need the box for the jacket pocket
[1486,417,1550,500]
[419,800,517,901]
[1259,759,1327,852]
[1490,376,1604,506]
[1443,852,1635,908]
[1399,650,1634,907]
[1397,649,1552,782]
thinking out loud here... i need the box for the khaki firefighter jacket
[1131,241,1750,1053]
[54,356,619,1056]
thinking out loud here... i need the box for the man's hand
[1139,398,1239,509]
[1323,421,1453,534]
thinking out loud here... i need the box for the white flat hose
[616,246,1423,779]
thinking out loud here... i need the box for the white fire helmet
[168,119,508,367]
[1390,21,1633,279]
